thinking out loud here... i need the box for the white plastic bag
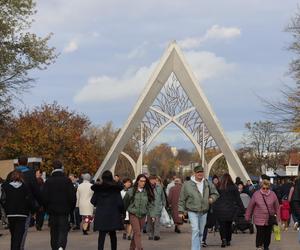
[160,207,174,226]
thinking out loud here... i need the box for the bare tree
[263,9,300,132]
[242,121,295,173]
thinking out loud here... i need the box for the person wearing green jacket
[147,175,166,241]
[123,174,155,250]
[178,165,219,250]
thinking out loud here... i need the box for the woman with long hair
[91,170,125,250]
[1,170,34,250]
[212,173,244,248]
[123,174,155,250]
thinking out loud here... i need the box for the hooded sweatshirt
[2,181,33,217]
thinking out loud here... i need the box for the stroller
[232,193,254,234]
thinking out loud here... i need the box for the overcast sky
[20,0,299,149]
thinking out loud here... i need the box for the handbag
[261,193,278,226]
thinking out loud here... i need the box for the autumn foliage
[0,103,100,175]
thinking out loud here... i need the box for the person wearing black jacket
[212,173,244,248]
[91,170,125,250]
[8,156,42,250]
[42,160,76,250]
[2,170,34,250]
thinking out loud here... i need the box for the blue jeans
[188,211,207,250]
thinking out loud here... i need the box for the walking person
[121,178,133,240]
[42,160,76,250]
[202,175,219,248]
[35,169,45,231]
[123,174,155,250]
[1,170,34,250]
[166,175,177,196]
[13,156,42,250]
[147,175,166,241]
[212,173,244,248]
[168,178,183,233]
[288,178,300,244]
[91,170,125,250]
[68,174,81,230]
[76,173,94,235]
[245,179,280,250]
[178,165,219,250]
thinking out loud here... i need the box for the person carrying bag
[245,179,280,250]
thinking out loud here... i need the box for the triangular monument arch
[94,42,250,182]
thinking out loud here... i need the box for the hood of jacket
[9,181,23,189]
[15,166,30,173]
[51,169,65,177]
[91,182,122,195]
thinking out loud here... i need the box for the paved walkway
[0,223,299,250]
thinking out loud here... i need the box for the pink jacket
[245,189,280,226]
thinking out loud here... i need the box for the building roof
[287,151,300,165]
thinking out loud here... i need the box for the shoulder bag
[261,193,277,226]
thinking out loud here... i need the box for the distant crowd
[0,157,300,250]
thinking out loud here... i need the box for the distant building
[0,157,42,179]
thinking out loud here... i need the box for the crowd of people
[0,156,300,250]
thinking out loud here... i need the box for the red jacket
[280,200,290,221]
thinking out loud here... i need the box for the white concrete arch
[94,42,251,182]
[207,153,224,175]
[120,151,137,176]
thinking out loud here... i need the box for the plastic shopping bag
[160,207,174,226]
[273,225,281,241]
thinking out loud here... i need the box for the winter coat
[178,178,219,214]
[91,182,125,231]
[168,184,183,224]
[245,189,280,226]
[124,188,155,218]
[148,184,166,217]
[10,166,42,207]
[212,185,244,222]
[1,181,34,217]
[76,180,94,216]
[290,181,300,218]
[42,169,76,215]
[280,200,290,221]
[121,189,130,221]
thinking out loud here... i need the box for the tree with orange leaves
[0,103,100,175]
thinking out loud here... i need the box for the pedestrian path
[0,223,299,249]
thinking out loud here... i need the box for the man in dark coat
[42,160,76,250]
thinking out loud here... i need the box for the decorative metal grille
[131,72,217,150]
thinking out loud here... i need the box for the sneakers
[294,222,299,230]
[58,248,63,250]
[153,236,160,241]
[201,241,208,247]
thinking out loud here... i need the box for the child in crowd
[280,199,291,231]
[121,178,133,240]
